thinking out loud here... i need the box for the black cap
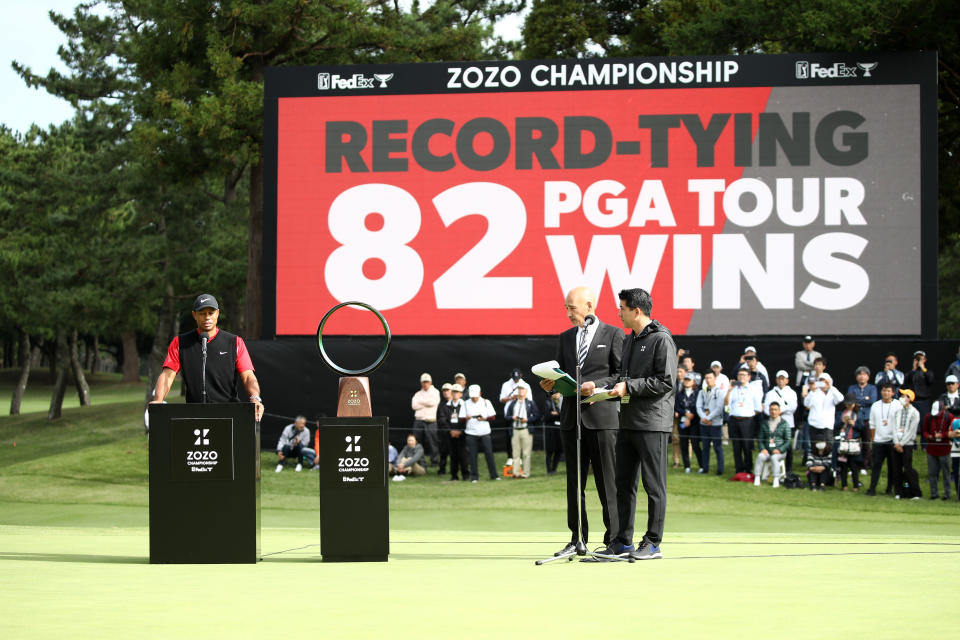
[193,294,219,311]
[844,392,858,405]
[511,368,523,379]
[803,335,814,342]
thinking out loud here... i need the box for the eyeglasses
[885,360,895,364]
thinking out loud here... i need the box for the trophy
[316,301,391,417]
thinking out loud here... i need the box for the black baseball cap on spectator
[193,294,219,311]
[803,335,814,342]
[843,392,858,405]
[511,368,523,379]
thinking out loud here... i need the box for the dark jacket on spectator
[805,448,833,471]
[437,400,459,431]
[504,397,541,426]
[847,383,878,427]
[674,386,700,429]
[903,367,936,401]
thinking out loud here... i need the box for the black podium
[317,417,389,562]
[148,403,261,564]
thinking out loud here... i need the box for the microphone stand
[200,332,208,404]
[536,320,631,565]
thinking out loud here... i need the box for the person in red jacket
[922,406,955,500]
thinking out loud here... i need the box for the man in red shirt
[150,294,264,420]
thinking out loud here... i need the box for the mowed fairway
[2,398,960,639]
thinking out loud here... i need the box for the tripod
[536,336,631,565]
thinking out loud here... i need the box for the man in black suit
[540,286,624,555]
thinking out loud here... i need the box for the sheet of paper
[530,360,579,397]
[581,388,616,403]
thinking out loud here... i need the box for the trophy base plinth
[337,377,372,417]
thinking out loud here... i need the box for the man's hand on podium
[250,398,264,421]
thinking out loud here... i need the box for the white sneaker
[505,458,513,466]
[753,476,761,486]
[295,463,302,472]
[275,463,283,473]
[860,469,867,475]
[684,468,691,474]
[772,478,780,488]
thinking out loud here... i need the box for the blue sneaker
[600,542,634,558]
[629,542,662,560]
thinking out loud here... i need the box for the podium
[317,417,389,561]
[148,403,261,563]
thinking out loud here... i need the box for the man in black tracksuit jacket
[585,287,677,560]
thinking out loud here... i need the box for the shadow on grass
[0,552,147,564]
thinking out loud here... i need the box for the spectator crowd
[274,338,960,503]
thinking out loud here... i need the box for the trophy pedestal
[337,376,372,417]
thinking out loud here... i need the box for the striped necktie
[577,326,588,368]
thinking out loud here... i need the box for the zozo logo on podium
[186,427,219,470]
[339,435,370,476]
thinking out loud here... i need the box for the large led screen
[264,53,937,336]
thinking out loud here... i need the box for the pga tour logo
[317,72,394,90]
[795,61,876,79]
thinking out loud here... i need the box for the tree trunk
[31,338,44,368]
[243,155,263,340]
[70,329,91,406]
[48,338,57,382]
[145,283,177,404]
[85,336,93,372]
[10,330,32,415]
[89,335,100,374]
[121,330,140,383]
[48,330,69,420]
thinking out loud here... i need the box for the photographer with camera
[902,350,935,417]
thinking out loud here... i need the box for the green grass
[0,367,178,415]
[1,402,959,639]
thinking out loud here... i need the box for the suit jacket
[555,320,624,430]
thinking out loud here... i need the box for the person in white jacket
[765,371,798,427]
[803,373,844,434]
[892,389,921,499]
[765,370,800,468]
[867,384,901,496]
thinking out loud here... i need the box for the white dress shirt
[726,384,762,417]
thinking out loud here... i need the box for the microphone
[200,331,209,404]
[582,315,596,326]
